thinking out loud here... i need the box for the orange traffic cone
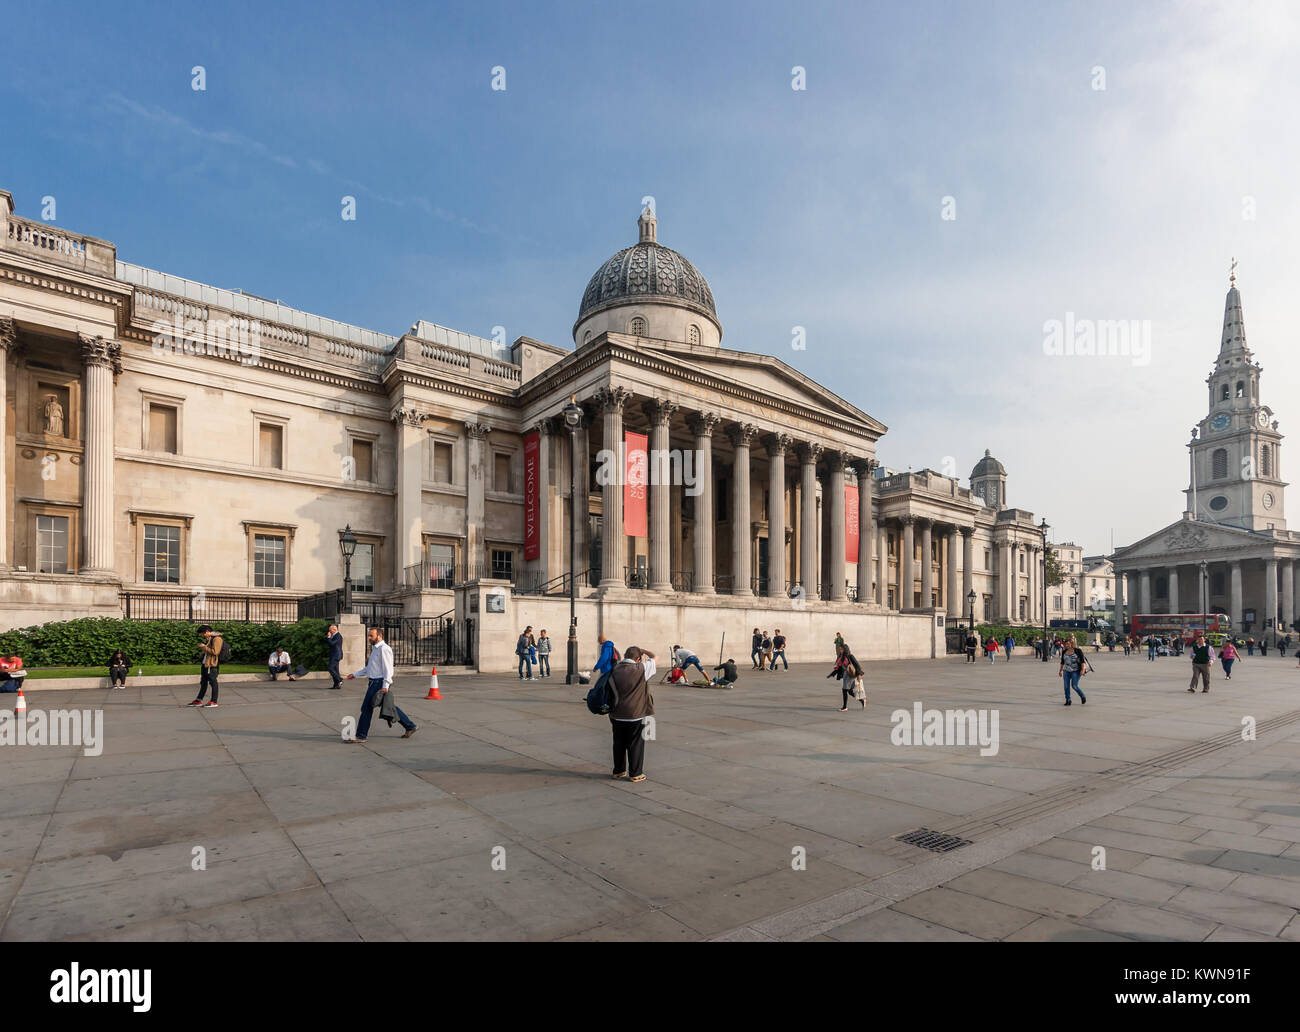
[15,687,26,715]
[424,666,442,700]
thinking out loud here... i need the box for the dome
[971,448,1006,478]
[575,209,718,329]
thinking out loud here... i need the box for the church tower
[1186,264,1286,531]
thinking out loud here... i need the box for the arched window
[1212,448,1228,479]
[1221,384,1230,401]
[583,330,592,345]
[629,317,646,336]
[687,324,700,346]
[1236,381,1245,398]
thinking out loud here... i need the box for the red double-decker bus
[1130,613,1231,643]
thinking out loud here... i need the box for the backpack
[217,637,232,663]
[584,669,619,715]
[610,646,621,663]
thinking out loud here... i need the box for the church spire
[1219,258,1250,360]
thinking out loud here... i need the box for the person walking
[770,629,788,671]
[326,624,344,689]
[1260,636,1269,657]
[346,626,417,741]
[108,649,130,690]
[984,636,999,664]
[834,632,845,657]
[608,646,654,782]
[761,631,774,670]
[1058,639,1087,706]
[516,626,534,680]
[1003,633,1015,662]
[1220,638,1238,680]
[1188,633,1214,693]
[536,630,552,678]
[751,627,764,669]
[189,625,223,708]
[1147,636,1157,661]
[1247,636,1255,656]
[965,629,978,663]
[836,645,865,711]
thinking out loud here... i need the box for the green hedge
[0,617,331,669]
[972,625,1087,646]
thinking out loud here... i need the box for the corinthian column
[79,334,121,574]
[728,423,757,595]
[825,450,847,601]
[797,442,822,599]
[919,518,933,608]
[767,434,791,598]
[645,399,677,591]
[946,527,959,617]
[0,318,16,568]
[687,411,719,593]
[464,420,490,574]
[900,515,916,609]
[961,527,974,615]
[393,407,428,585]
[597,387,631,589]
[852,458,875,603]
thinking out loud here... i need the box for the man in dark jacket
[326,624,344,690]
[712,658,739,686]
[516,626,533,680]
[751,628,764,669]
[609,646,654,782]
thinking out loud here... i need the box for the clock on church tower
[1188,267,1286,531]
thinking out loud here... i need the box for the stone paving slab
[4,653,1300,940]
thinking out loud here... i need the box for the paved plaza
[3,651,1300,942]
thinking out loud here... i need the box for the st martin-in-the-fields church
[1112,267,1300,640]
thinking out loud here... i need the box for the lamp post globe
[340,524,357,614]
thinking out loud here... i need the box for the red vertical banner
[624,431,648,537]
[845,481,860,563]
[523,431,540,560]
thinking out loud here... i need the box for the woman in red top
[984,637,1000,664]
[1220,639,1239,679]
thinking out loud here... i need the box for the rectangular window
[36,515,69,574]
[491,548,514,580]
[351,542,374,592]
[254,534,286,588]
[258,423,283,469]
[427,542,455,588]
[1019,597,1027,620]
[1054,596,1062,611]
[983,595,992,621]
[984,549,991,570]
[494,453,512,493]
[147,404,178,454]
[1019,553,1025,572]
[351,440,373,482]
[143,524,181,583]
[433,442,453,483]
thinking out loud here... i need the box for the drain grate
[894,828,972,853]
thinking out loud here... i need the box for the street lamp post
[1040,518,1050,661]
[339,524,357,615]
[966,588,976,650]
[563,396,583,684]
[1200,560,1208,641]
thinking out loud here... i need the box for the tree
[1043,545,1068,589]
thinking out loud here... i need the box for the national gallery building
[0,191,1049,663]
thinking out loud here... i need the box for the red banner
[523,432,540,560]
[624,431,648,537]
[845,482,860,563]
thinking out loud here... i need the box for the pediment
[1113,519,1261,563]
[621,339,885,435]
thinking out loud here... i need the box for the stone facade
[0,191,1049,659]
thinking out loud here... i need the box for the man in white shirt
[345,626,417,741]
[268,646,294,680]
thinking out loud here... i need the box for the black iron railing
[371,611,473,666]
[297,590,403,622]
[515,569,594,595]
[624,566,650,589]
[120,591,299,623]
[402,561,519,590]
[670,570,694,593]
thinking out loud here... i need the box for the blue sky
[5,0,1298,554]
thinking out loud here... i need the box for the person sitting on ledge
[108,649,130,690]
[268,645,294,680]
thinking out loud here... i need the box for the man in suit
[327,624,344,689]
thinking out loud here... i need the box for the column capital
[766,432,793,457]
[960,525,975,539]
[464,420,492,439]
[643,398,678,427]
[594,385,632,413]
[391,407,427,428]
[899,513,917,526]
[529,417,559,436]
[687,411,722,437]
[78,334,122,374]
[822,449,847,474]
[0,316,16,351]
[727,422,759,448]
[795,440,823,464]
[848,456,877,477]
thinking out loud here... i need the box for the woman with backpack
[831,644,865,711]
